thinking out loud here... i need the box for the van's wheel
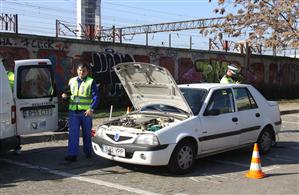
[168,141,195,175]
[257,128,274,154]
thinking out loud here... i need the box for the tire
[257,128,274,154]
[168,141,195,175]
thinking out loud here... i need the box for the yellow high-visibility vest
[7,71,14,90]
[68,77,93,111]
[220,75,236,84]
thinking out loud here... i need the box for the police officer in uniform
[62,63,99,162]
[220,64,240,84]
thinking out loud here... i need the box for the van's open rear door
[14,59,58,135]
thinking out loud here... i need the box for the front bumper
[92,137,176,166]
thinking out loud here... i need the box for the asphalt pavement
[20,101,299,145]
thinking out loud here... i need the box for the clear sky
[0,0,241,50]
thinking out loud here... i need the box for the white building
[76,0,101,38]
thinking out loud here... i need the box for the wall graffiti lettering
[91,49,135,96]
[22,38,54,49]
[0,37,15,46]
[0,37,54,49]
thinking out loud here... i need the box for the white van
[0,59,58,153]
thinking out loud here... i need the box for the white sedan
[92,62,281,174]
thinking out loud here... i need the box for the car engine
[105,114,181,132]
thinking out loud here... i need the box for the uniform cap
[227,64,239,75]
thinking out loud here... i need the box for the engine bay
[105,113,182,132]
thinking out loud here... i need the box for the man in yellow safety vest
[62,63,99,162]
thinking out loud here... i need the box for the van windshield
[17,66,55,99]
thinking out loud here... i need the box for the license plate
[102,145,125,157]
[23,108,52,118]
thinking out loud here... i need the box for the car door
[14,59,58,135]
[199,88,240,152]
[233,87,262,145]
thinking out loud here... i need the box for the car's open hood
[113,62,193,116]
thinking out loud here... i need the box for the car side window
[205,89,235,115]
[233,87,258,111]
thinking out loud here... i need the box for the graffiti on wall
[37,47,140,98]
[38,50,75,93]
[0,47,29,70]
[178,56,236,84]
[91,48,135,96]
[0,37,54,49]
[0,35,298,103]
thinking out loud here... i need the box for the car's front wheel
[168,141,195,174]
[257,128,274,154]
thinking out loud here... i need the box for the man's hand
[84,109,94,116]
[62,93,68,99]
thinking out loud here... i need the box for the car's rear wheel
[168,141,195,175]
[257,128,274,154]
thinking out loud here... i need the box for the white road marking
[282,114,299,118]
[282,121,299,125]
[174,194,188,195]
[262,165,280,172]
[189,176,221,184]
[189,159,281,184]
[189,173,228,184]
[0,158,161,195]
[209,159,280,172]
[204,174,227,179]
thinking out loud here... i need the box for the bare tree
[209,0,298,50]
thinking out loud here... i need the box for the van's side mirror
[204,109,220,116]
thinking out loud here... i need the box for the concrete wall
[1,33,298,106]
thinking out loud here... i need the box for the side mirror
[204,109,220,116]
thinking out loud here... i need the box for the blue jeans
[67,111,92,156]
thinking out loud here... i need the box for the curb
[21,131,69,145]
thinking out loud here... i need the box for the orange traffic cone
[246,143,266,179]
[126,106,130,114]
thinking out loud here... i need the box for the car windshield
[179,87,207,115]
[140,104,189,115]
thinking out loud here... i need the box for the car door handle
[256,113,260,117]
[232,117,238,122]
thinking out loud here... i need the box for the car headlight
[134,134,160,146]
[96,126,107,138]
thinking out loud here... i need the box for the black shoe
[64,155,77,162]
[85,154,93,159]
